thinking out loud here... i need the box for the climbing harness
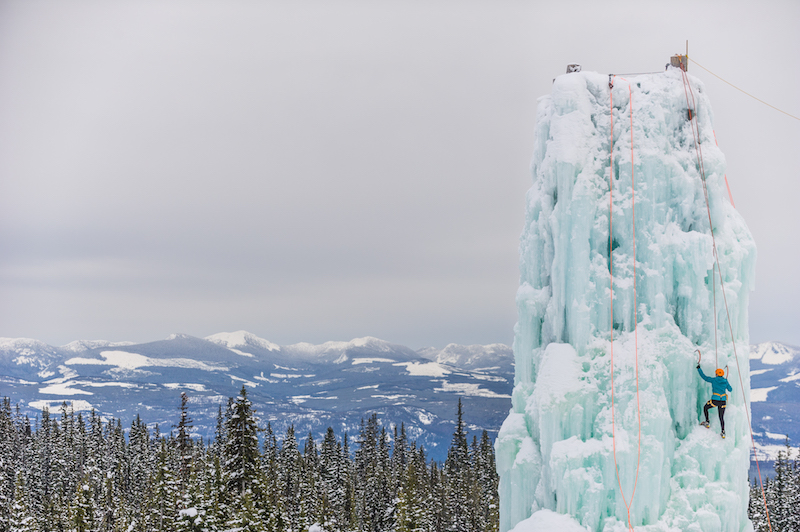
[608,75,642,532]
[679,67,774,532]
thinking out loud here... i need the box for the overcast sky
[0,0,798,349]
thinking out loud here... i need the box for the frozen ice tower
[496,67,757,532]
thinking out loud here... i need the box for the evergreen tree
[127,415,153,531]
[175,392,194,496]
[71,474,97,532]
[222,386,261,498]
[147,438,180,531]
[10,472,39,532]
[444,399,474,532]
[278,425,301,531]
[474,431,499,532]
[300,431,320,529]
[0,398,17,532]
[0,395,507,532]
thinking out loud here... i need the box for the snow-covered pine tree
[444,399,474,532]
[176,392,194,497]
[10,471,39,532]
[319,427,348,532]
[394,443,427,532]
[790,449,800,531]
[300,431,320,529]
[0,398,17,532]
[71,474,97,532]
[278,424,302,531]
[427,461,445,532]
[391,423,408,499]
[261,421,280,527]
[355,414,384,532]
[222,386,261,498]
[126,415,153,531]
[771,441,792,530]
[474,430,499,532]
[342,432,357,531]
[25,414,51,531]
[147,437,180,531]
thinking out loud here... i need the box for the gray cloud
[0,0,797,348]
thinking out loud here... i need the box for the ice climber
[697,364,732,438]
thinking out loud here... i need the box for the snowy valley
[0,331,513,461]
[0,333,796,466]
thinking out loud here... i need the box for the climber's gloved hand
[696,364,700,369]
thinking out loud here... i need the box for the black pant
[704,399,726,431]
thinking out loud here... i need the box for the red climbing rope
[712,130,736,208]
[609,75,642,532]
[679,69,773,532]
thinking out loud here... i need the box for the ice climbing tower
[496,66,756,531]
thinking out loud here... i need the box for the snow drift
[497,68,756,531]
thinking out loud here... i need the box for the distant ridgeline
[0,333,514,463]
[0,392,500,532]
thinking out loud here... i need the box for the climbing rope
[608,75,642,532]
[679,69,774,532]
[712,130,736,208]
[690,57,800,122]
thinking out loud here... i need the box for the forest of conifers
[0,389,499,532]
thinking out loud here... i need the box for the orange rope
[609,75,642,532]
[712,130,736,208]
[680,70,773,532]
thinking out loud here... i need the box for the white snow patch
[753,442,792,461]
[80,381,137,388]
[765,431,788,441]
[749,369,773,376]
[226,348,255,357]
[352,357,395,365]
[751,387,778,402]
[179,507,198,517]
[372,394,412,401]
[60,339,134,352]
[393,361,451,377]
[750,342,798,365]
[39,382,93,395]
[357,384,379,390]
[29,399,94,411]
[779,372,800,383]
[291,395,337,402]
[65,350,228,371]
[206,330,280,351]
[163,383,208,392]
[417,411,435,425]
[228,375,258,387]
[435,381,511,398]
[510,510,589,532]
[466,372,506,382]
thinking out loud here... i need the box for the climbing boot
[721,430,725,439]
[700,421,710,428]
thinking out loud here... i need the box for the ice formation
[496,68,756,531]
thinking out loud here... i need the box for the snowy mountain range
[0,333,796,461]
[0,332,513,461]
[749,341,800,459]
